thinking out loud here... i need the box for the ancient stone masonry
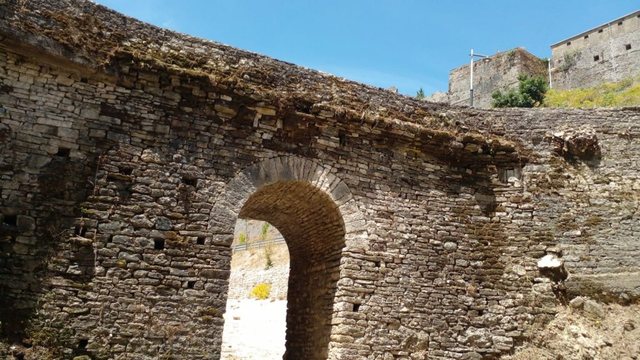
[446,48,548,108]
[0,1,639,359]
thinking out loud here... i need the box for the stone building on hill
[549,10,640,90]
[431,10,640,108]
[445,48,548,108]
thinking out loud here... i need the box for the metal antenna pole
[470,48,474,107]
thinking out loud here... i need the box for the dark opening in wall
[598,29,604,33]
[78,339,88,350]
[2,214,17,227]
[74,223,87,237]
[499,167,522,183]
[594,55,600,61]
[154,238,165,250]
[352,303,360,312]
[625,44,632,50]
[196,236,205,245]
[187,281,196,289]
[566,41,571,46]
[338,130,347,147]
[55,147,71,157]
[584,35,589,39]
[618,21,623,26]
[182,176,198,187]
[374,260,381,268]
[119,167,133,175]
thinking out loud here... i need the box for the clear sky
[94,1,637,96]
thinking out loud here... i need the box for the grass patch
[545,75,640,108]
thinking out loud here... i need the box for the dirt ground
[221,299,287,360]
[503,299,640,360]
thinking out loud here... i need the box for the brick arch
[210,156,367,359]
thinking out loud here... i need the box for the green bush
[250,283,271,300]
[237,232,247,245]
[260,222,270,241]
[492,75,548,108]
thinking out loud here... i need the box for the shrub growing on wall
[492,75,548,108]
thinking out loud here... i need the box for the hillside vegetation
[544,75,640,108]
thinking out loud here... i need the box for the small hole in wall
[187,281,196,289]
[74,223,87,237]
[584,35,589,39]
[154,238,165,250]
[499,167,522,183]
[593,55,600,62]
[182,176,198,187]
[55,147,71,157]
[119,167,133,175]
[196,236,206,245]
[374,260,381,268]
[566,41,571,46]
[625,44,632,50]
[77,339,88,350]
[338,130,347,147]
[352,303,361,312]
[618,21,623,26]
[2,214,17,227]
[598,29,604,33]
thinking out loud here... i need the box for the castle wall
[0,1,639,359]
[0,45,530,360]
[550,11,640,89]
[448,48,548,109]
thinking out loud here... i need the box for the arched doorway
[211,156,366,359]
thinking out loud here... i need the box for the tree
[492,75,548,108]
[416,88,425,100]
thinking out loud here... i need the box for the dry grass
[545,75,640,108]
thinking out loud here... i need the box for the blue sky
[94,1,637,96]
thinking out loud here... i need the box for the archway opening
[221,219,289,359]
[221,180,346,360]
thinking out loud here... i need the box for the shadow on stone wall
[0,152,98,343]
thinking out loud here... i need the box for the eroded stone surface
[0,1,639,359]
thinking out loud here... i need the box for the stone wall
[550,11,640,89]
[0,1,639,360]
[447,48,548,109]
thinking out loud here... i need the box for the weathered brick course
[0,1,639,359]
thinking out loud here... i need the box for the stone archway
[210,156,367,359]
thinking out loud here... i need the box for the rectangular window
[593,55,600,61]
[625,44,632,50]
